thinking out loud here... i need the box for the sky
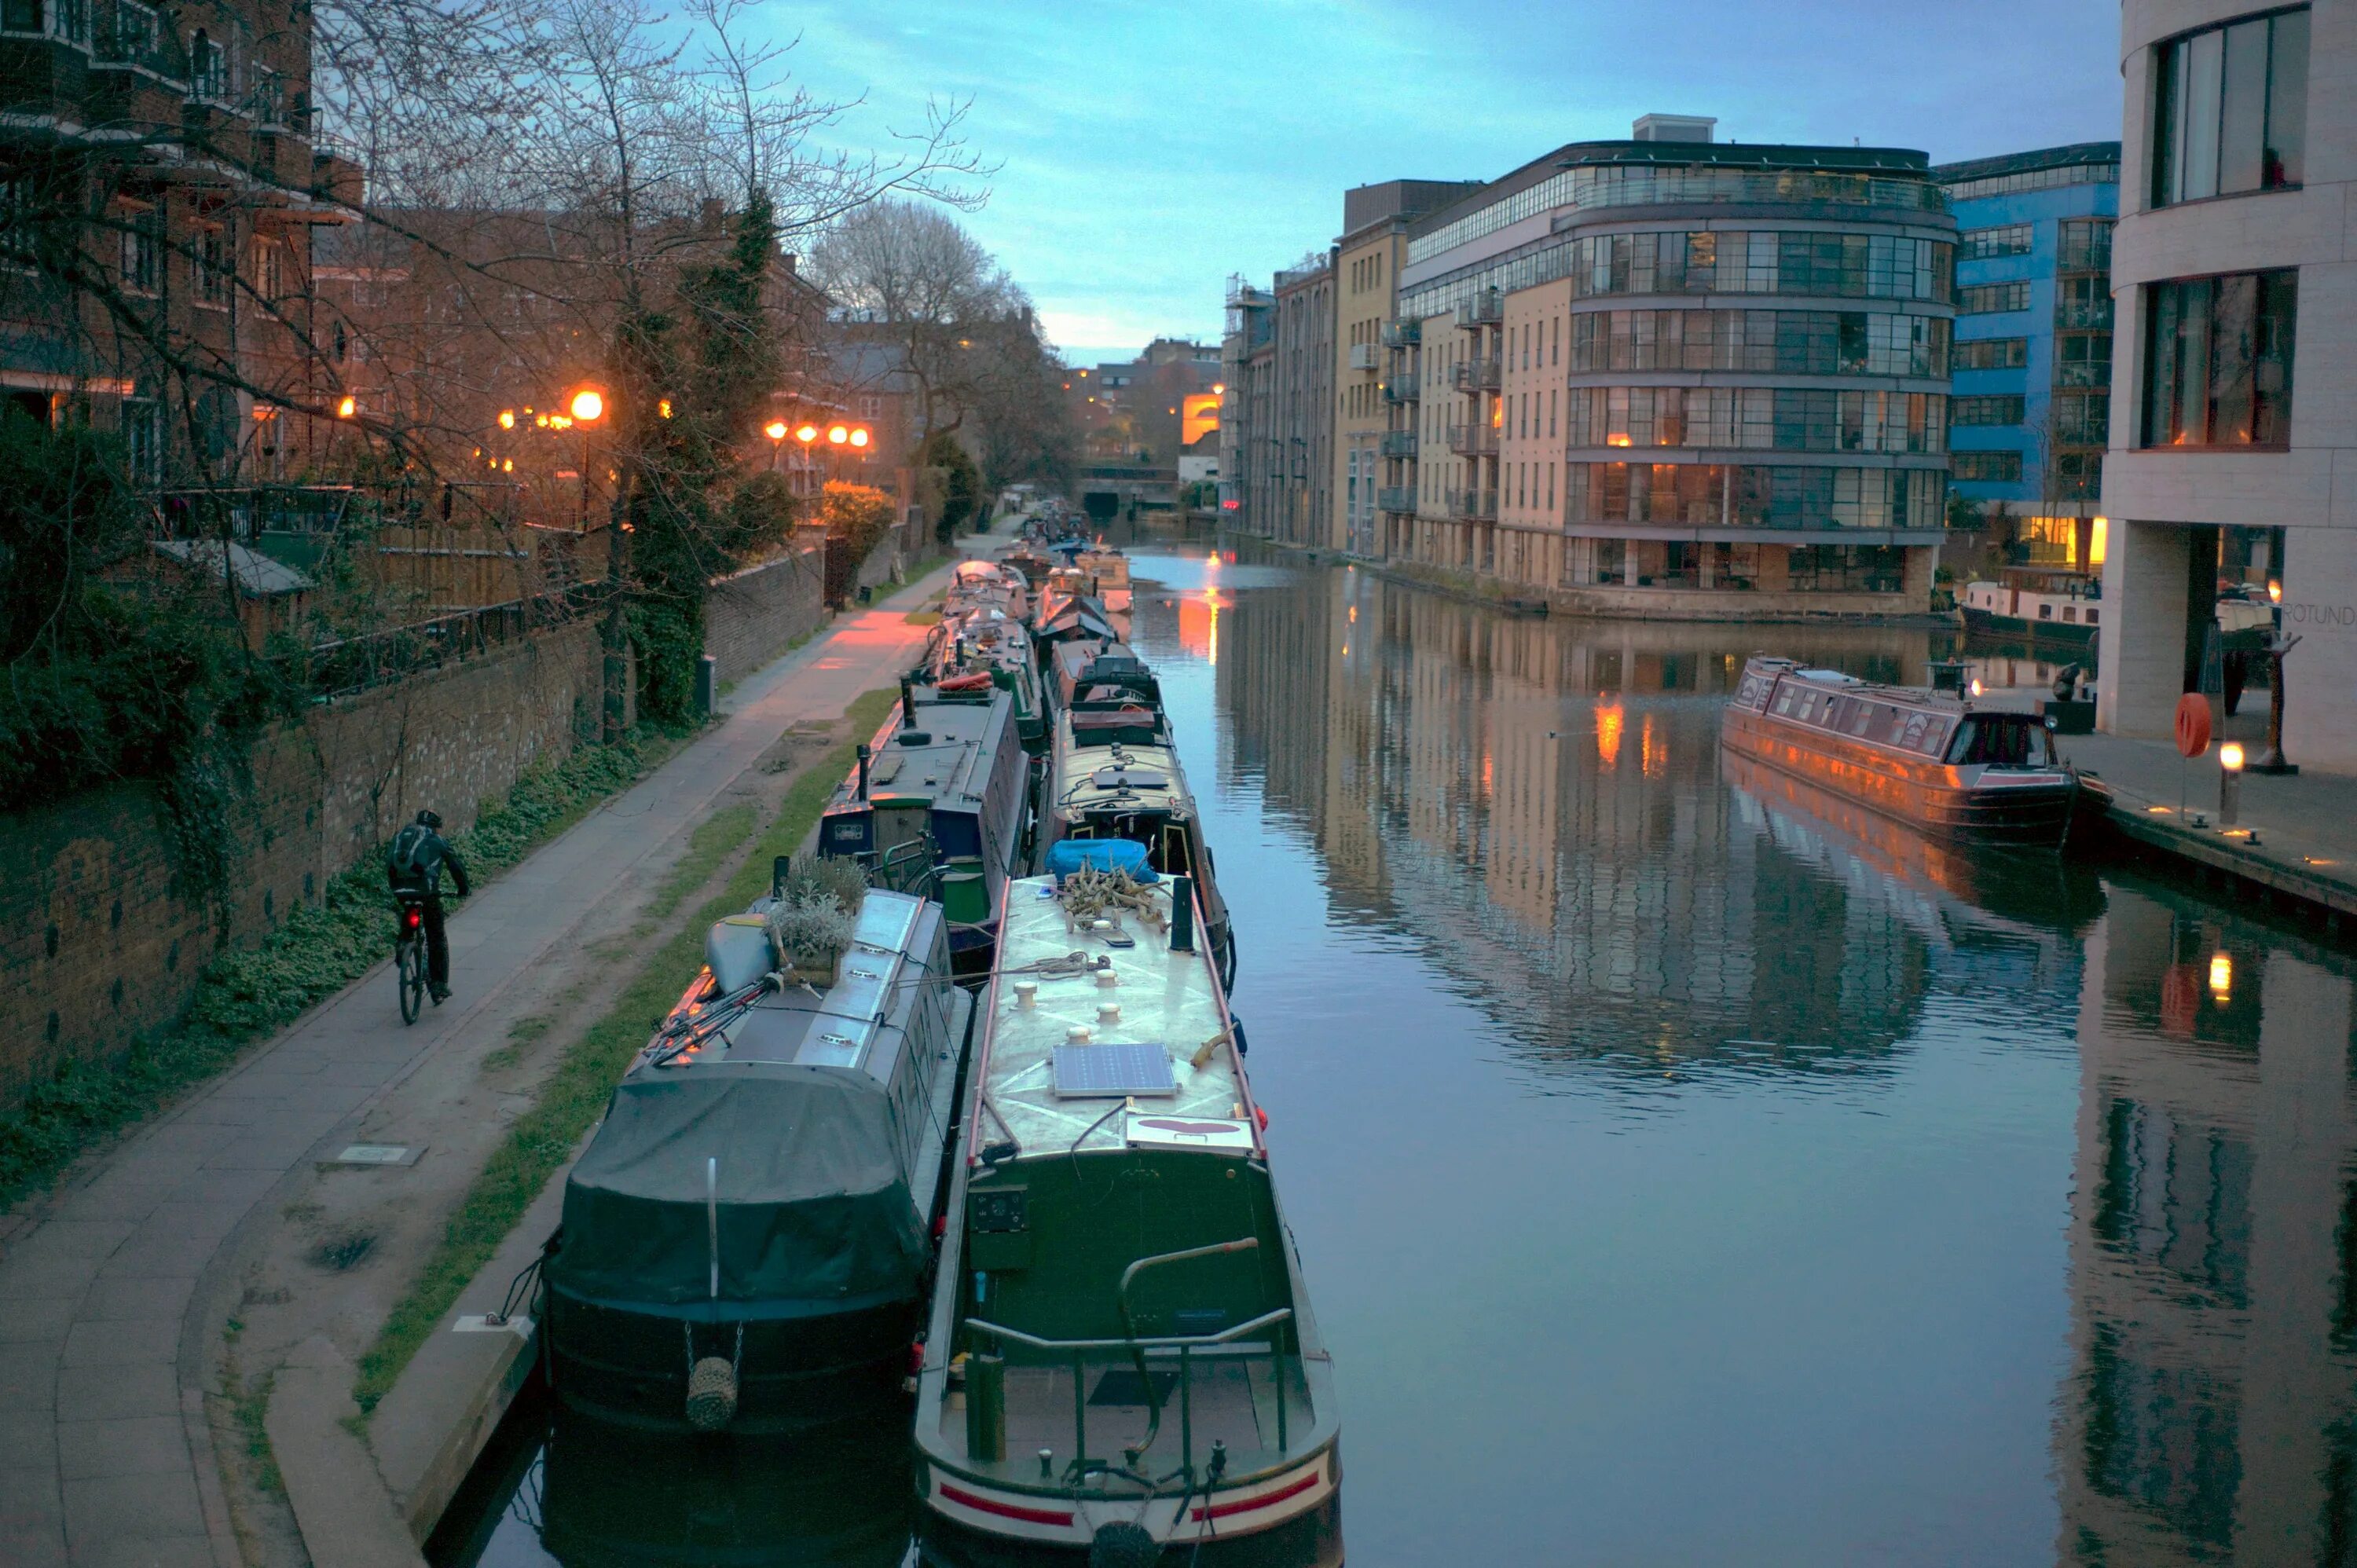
[765,0,2124,368]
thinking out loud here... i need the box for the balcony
[1377,486,1419,515]
[1446,422,1499,456]
[1455,289,1503,329]
[1381,318,1421,348]
[1347,343,1380,372]
[1379,429,1417,458]
[2055,299,2114,330]
[1447,488,1499,521]
[1450,356,1501,393]
[2054,358,2111,388]
[1382,374,1420,404]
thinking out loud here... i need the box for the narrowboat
[1072,544,1134,618]
[819,682,1033,978]
[541,890,971,1433]
[1721,656,2080,846]
[1045,719,1235,987]
[927,608,1048,755]
[944,558,1032,625]
[1047,639,1164,728]
[912,874,1340,1556]
[1957,577,2101,649]
[1032,595,1124,650]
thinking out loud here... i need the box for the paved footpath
[0,562,958,1568]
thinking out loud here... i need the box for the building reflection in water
[2059,881,2357,1564]
[1198,563,2091,1089]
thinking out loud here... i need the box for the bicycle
[394,891,430,1024]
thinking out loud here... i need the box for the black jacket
[386,823,471,896]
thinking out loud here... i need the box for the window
[1957,337,2028,370]
[2058,218,2113,273]
[2056,331,2111,387]
[2142,269,2297,447]
[105,0,156,61]
[1942,159,2119,201]
[2,0,41,32]
[1959,281,2031,315]
[2054,391,2110,446]
[0,173,36,270]
[2056,275,2112,329]
[193,222,228,306]
[121,397,157,482]
[119,204,158,293]
[1961,222,2033,260]
[189,30,225,99]
[1952,451,2022,482]
[2151,6,2308,204]
[251,234,281,302]
[1953,395,2025,426]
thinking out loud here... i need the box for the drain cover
[334,1144,422,1167]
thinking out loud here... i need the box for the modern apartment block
[1384,117,1957,614]
[0,0,361,480]
[1932,142,2121,577]
[2099,2,2344,764]
[1333,180,1479,557]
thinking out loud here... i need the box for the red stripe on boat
[938,1482,1075,1527]
[1189,1468,1321,1522]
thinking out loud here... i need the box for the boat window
[2025,725,2051,767]
[1945,720,1978,764]
[823,811,871,855]
[1952,716,2047,767]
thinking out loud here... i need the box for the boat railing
[962,1307,1298,1486]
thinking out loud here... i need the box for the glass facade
[2150,7,2308,207]
[1957,337,2029,370]
[1959,281,2032,314]
[2141,269,2297,448]
[1961,223,2034,260]
[1570,309,1947,377]
[1567,461,1943,531]
[1406,163,1947,266]
[1571,386,1947,454]
[1954,394,2026,425]
[1943,160,2118,201]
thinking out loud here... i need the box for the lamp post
[764,419,788,472]
[570,387,604,531]
[2220,740,2245,827]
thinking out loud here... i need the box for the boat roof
[831,691,1014,815]
[979,874,1255,1160]
[1054,731,1194,819]
[1740,655,2043,719]
[639,891,944,1089]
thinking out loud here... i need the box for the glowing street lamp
[497,408,516,430]
[569,387,605,423]
[827,423,849,445]
[335,394,357,419]
[764,419,789,441]
[849,427,870,449]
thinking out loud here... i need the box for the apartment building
[1389,116,1958,615]
[1931,143,2121,581]
[1219,275,1274,526]
[1268,254,1333,547]
[2100,1,2349,768]
[1333,180,1478,557]
[0,0,361,481]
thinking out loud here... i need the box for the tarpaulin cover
[550,1065,926,1314]
[1046,838,1153,881]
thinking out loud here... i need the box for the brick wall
[0,619,603,1105]
[702,547,826,688]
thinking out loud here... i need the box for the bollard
[966,1352,1006,1462]
[694,653,717,716]
[2220,741,2245,828]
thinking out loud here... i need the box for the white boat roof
[1054,733,1193,819]
[980,875,1255,1158]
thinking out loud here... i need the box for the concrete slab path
[0,562,958,1568]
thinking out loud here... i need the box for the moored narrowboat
[912,873,1339,1556]
[927,607,1047,755]
[542,889,970,1433]
[1046,719,1236,986]
[819,683,1033,978]
[1721,656,2080,846]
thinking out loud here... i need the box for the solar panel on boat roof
[1052,1043,1177,1097]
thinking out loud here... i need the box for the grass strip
[0,724,691,1207]
[352,686,898,1412]
[643,804,757,921]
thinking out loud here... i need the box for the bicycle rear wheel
[398,942,424,1024]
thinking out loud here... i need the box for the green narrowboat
[819,683,1032,980]
[929,607,1048,757]
[911,874,1339,1554]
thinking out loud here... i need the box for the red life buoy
[2175,693,2212,759]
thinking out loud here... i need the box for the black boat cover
[551,1064,927,1317]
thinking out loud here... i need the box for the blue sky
[771,0,2124,368]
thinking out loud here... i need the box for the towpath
[0,555,966,1568]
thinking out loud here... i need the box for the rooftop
[832,691,1015,815]
[1930,141,2124,185]
[1054,735,1197,821]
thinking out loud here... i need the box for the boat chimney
[856,743,871,800]
[900,676,917,725]
[1926,659,1968,695]
[1169,874,1195,954]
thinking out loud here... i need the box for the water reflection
[2060,881,2357,1563]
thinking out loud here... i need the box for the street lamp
[569,387,605,423]
[569,386,607,529]
[764,418,788,471]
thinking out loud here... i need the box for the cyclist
[386,810,470,1004]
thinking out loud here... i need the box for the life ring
[2174,693,2212,758]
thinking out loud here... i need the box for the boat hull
[918,1449,1340,1550]
[543,1288,918,1434]
[1958,605,2097,648]
[1721,705,2077,848]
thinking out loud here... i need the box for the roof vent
[896,731,933,746]
[1633,114,1716,144]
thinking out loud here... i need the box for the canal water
[440,544,2357,1566]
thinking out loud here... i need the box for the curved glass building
[1384,118,1958,616]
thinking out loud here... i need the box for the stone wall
[702,546,826,688]
[0,619,603,1106]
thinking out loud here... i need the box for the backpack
[389,824,435,881]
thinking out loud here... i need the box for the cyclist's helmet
[416,809,443,830]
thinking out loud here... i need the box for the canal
[442,543,2357,1566]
